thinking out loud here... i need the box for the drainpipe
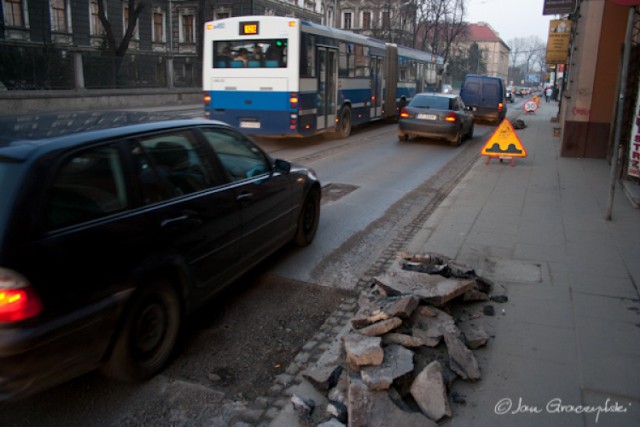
[605,7,634,221]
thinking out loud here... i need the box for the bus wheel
[336,106,352,138]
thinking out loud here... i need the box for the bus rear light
[204,94,211,107]
[0,268,42,323]
[290,93,299,109]
[289,21,296,27]
[445,112,457,122]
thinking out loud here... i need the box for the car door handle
[160,214,190,228]
[236,192,253,204]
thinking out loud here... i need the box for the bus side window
[265,60,279,68]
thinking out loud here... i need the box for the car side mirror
[274,158,291,174]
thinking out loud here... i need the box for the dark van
[459,74,507,124]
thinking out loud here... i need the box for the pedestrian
[545,86,553,103]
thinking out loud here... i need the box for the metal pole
[605,7,635,221]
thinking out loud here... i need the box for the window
[362,11,371,30]
[46,145,127,229]
[354,45,370,77]
[90,0,105,36]
[343,12,351,30]
[339,42,354,77]
[153,12,165,43]
[4,0,26,27]
[135,131,221,202]
[180,14,195,44]
[300,33,316,77]
[213,40,288,68]
[50,0,69,32]
[123,6,139,40]
[201,128,271,181]
[382,10,391,28]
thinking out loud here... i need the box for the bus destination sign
[240,21,259,35]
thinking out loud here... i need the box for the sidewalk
[405,100,640,426]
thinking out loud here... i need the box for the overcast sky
[465,0,555,44]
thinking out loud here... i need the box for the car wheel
[101,279,181,382]
[398,133,409,142]
[451,129,463,147]
[294,188,320,246]
[336,106,352,138]
[466,122,474,140]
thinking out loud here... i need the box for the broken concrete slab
[360,345,414,390]
[444,331,481,381]
[356,317,403,337]
[410,361,452,422]
[461,325,490,349]
[411,305,461,344]
[351,295,419,329]
[348,377,438,427]
[342,334,383,369]
[382,332,426,348]
[375,261,476,306]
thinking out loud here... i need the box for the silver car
[398,93,475,146]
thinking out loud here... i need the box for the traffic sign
[524,99,538,113]
[481,119,528,166]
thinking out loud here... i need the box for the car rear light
[498,102,504,112]
[0,268,42,323]
[445,112,457,122]
[289,93,299,109]
[400,108,410,118]
[203,94,211,107]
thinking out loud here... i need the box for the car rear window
[409,96,451,110]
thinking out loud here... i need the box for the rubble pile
[293,252,507,426]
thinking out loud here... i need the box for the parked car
[459,74,507,124]
[0,113,321,401]
[398,93,474,146]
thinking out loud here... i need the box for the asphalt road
[0,100,527,426]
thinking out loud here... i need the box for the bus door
[317,47,338,131]
[370,56,383,119]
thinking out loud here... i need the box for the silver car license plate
[417,113,437,120]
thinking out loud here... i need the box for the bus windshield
[213,40,288,68]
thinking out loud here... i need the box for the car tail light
[203,94,211,107]
[0,268,42,323]
[289,93,299,109]
[400,108,410,118]
[498,102,504,112]
[445,112,457,122]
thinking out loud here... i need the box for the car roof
[414,93,457,99]
[0,112,229,161]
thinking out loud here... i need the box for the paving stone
[360,345,415,390]
[410,361,452,422]
[443,331,481,381]
[342,333,383,368]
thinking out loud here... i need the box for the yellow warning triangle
[480,119,528,158]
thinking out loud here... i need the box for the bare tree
[415,0,467,66]
[97,0,147,63]
[507,36,546,83]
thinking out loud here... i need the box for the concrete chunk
[348,377,438,427]
[410,361,452,422]
[342,334,383,369]
[375,261,476,306]
[444,331,481,381]
[360,345,414,390]
[356,317,403,337]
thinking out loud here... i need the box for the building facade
[453,22,510,83]
[0,0,323,90]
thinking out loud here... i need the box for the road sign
[481,119,528,166]
[524,99,538,113]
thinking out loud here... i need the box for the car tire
[466,122,474,140]
[451,129,463,147]
[294,188,320,246]
[336,106,352,139]
[398,133,409,142]
[101,279,182,382]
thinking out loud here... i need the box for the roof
[462,22,502,42]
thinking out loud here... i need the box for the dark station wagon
[0,113,321,400]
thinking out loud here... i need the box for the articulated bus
[202,16,443,138]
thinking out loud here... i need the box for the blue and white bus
[203,16,443,138]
